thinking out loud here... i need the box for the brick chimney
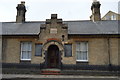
[16,1,26,23]
[90,0,101,21]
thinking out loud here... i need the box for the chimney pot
[90,0,101,21]
[16,1,26,23]
[21,1,25,5]
[93,0,97,2]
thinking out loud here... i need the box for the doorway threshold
[41,68,61,71]
[41,68,61,75]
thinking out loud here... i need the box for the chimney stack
[90,0,101,21]
[16,1,26,23]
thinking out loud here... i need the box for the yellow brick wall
[5,39,20,63]
[88,38,109,65]
[2,37,119,66]
[110,38,119,65]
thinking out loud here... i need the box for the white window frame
[111,14,116,20]
[76,42,88,62]
[20,42,32,61]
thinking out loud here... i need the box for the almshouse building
[1,1,120,71]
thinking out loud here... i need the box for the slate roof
[1,22,44,35]
[65,20,119,35]
[1,20,119,35]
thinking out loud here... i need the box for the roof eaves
[1,34,39,36]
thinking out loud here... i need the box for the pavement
[1,74,120,80]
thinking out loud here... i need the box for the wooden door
[47,45,59,68]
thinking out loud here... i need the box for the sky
[0,0,120,22]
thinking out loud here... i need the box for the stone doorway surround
[42,39,64,68]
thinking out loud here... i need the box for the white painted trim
[76,60,88,62]
[21,59,31,61]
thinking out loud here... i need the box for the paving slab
[2,74,119,79]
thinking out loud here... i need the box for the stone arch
[42,40,64,68]
[42,40,64,53]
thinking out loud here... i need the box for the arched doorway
[47,45,59,68]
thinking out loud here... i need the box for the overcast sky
[0,0,120,22]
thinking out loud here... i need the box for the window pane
[21,42,27,51]
[81,51,84,60]
[22,51,28,59]
[64,44,72,57]
[76,43,80,51]
[21,43,25,51]
[21,42,32,51]
[77,51,80,60]
[28,43,32,51]
[113,14,116,20]
[35,44,42,56]
[21,51,31,60]
[76,42,88,61]
[80,42,87,51]
[111,14,116,20]
[21,42,32,60]
[81,51,87,60]
[28,51,31,59]
[25,43,29,51]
